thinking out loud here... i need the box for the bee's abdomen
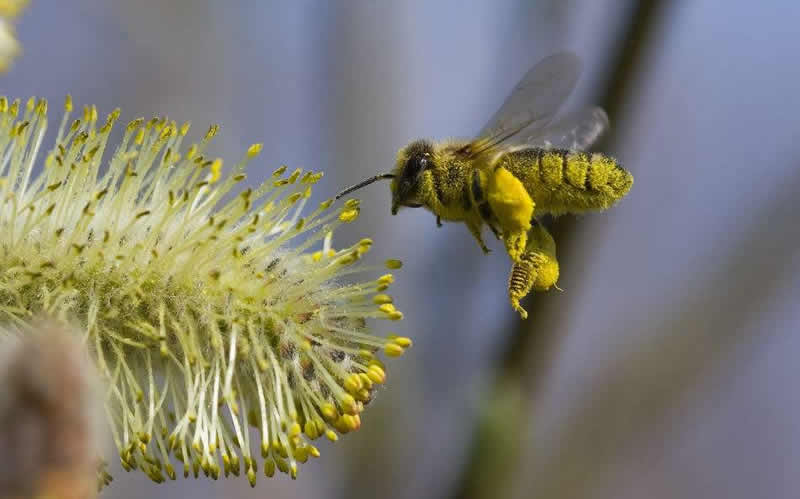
[504,148,633,215]
[541,149,630,192]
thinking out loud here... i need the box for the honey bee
[336,52,633,319]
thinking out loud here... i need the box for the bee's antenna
[335,173,395,200]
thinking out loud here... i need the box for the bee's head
[391,140,435,215]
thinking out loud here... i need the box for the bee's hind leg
[466,219,491,255]
[488,223,502,240]
[436,216,442,228]
[508,224,560,319]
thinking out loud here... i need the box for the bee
[336,52,633,319]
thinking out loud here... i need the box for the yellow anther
[205,159,222,183]
[264,459,275,477]
[272,165,288,177]
[343,373,362,393]
[340,414,360,432]
[272,440,288,458]
[205,124,219,140]
[358,372,373,389]
[247,143,263,157]
[379,303,397,315]
[302,171,324,184]
[126,117,143,132]
[335,253,355,266]
[393,336,413,348]
[304,421,318,439]
[325,429,338,441]
[247,467,256,487]
[339,393,358,415]
[339,208,359,222]
[384,343,405,357]
[333,416,349,434]
[165,463,176,480]
[356,388,371,402]
[159,125,174,141]
[385,259,403,269]
[321,403,338,421]
[294,446,309,463]
[374,294,394,305]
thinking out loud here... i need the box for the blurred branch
[447,2,673,498]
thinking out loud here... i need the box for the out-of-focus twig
[446,2,672,498]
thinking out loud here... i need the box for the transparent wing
[522,106,609,151]
[477,52,582,141]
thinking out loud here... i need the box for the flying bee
[336,52,633,319]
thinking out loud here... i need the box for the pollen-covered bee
[336,52,633,319]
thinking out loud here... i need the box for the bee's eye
[407,155,428,178]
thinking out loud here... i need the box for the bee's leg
[466,219,491,254]
[436,216,442,228]
[485,167,535,263]
[488,222,502,240]
[509,252,540,319]
[508,224,559,319]
[504,230,528,263]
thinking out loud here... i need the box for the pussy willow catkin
[0,96,411,486]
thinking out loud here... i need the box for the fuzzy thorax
[0,96,411,486]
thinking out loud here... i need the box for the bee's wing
[522,106,609,151]
[464,52,582,159]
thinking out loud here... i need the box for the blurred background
[5,0,800,498]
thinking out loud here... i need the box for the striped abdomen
[499,148,633,216]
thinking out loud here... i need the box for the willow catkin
[0,319,102,499]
